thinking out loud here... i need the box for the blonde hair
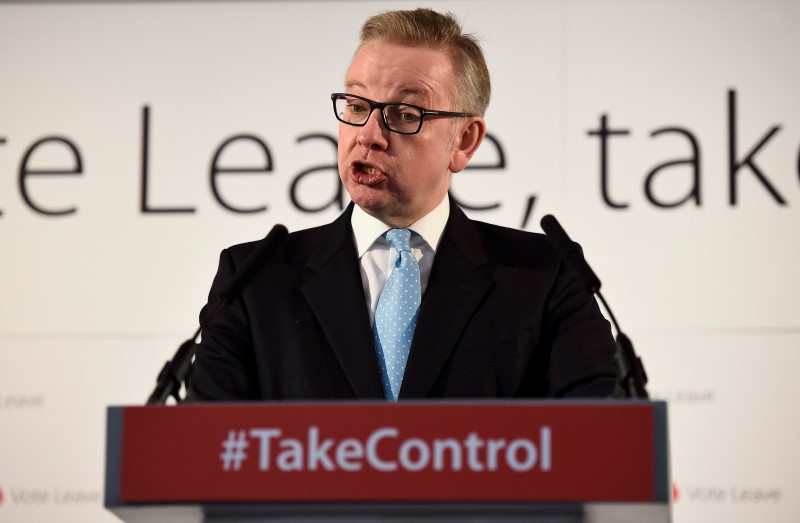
[357,8,491,116]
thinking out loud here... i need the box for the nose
[356,107,390,151]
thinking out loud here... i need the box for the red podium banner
[108,402,665,504]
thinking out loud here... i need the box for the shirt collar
[352,196,450,258]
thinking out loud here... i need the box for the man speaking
[188,8,616,401]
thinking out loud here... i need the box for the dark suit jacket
[188,200,617,400]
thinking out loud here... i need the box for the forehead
[345,40,455,104]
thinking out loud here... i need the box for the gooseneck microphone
[199,224,290,328]
[540,215,649,399]
[146,224,289,405]
[540,215,601,294]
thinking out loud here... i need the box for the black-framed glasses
[331,92,471,135]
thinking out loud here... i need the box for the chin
[347,186,388,211]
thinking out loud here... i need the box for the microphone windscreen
[219,224,289,304]
[540,214,601,293]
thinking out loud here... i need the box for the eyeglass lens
[334,95,422,134]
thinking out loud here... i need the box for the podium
[105,401,670,522]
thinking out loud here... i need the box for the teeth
[361,165,378,175]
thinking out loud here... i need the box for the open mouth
[360,164,380,175]
[352,162,386,185]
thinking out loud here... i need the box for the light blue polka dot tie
[372,229,421,401]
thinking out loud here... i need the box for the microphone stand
[146,328,200,405]
[594,292,649,399]
[540,215,649,399]
[145,224,288,405]
[147,300,228,405]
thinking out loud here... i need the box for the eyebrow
[396,87,429,102]
[342,83,431,104]
[344,80,366,91]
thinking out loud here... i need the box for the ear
[449,117,487,173]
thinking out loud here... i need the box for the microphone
[146,224,289,405]
[540,214,601,294]
[201,224,289,325]
[539,214,649,399]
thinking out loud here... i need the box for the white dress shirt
[351,196,450,325]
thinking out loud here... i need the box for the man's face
[338,40,468,227]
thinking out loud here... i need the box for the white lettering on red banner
[219,426,552,474]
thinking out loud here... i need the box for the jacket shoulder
[468,219,559,270]
[227,213,350,260]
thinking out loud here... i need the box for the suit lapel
[400,201,491,398]
[300,206,384,399]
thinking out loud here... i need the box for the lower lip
[352,168,385,186]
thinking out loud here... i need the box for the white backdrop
[1,1,798,521]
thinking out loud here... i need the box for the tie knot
[384,228,412,253]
